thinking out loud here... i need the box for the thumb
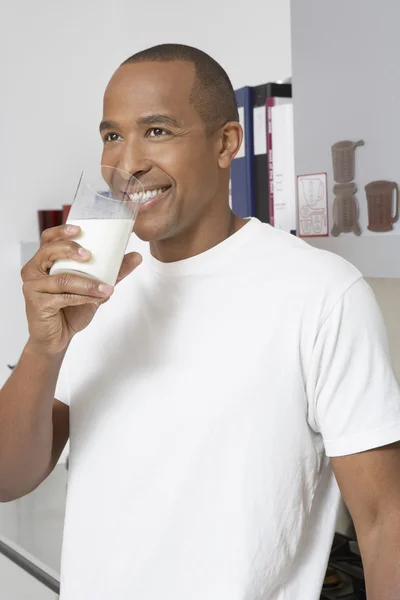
[115,252,143,285]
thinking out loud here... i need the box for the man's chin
[133,215,176,244]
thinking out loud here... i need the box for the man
[1,44,400,600]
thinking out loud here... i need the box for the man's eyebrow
[99,114,184,134]
[136,114,183,128]
[99,120,119,134]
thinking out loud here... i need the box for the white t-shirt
[56,218,400,600]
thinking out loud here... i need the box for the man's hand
[332,443,400,600]
[21,224,142,356]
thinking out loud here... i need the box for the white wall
[291,0,400,278]
[0,0,292,386]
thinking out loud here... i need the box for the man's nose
[117,142,150,180]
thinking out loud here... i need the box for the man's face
[101,61,227,242]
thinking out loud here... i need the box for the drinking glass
[50,166,144,286]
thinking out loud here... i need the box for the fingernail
[98,284,114,295]
[78,247,90,257]
[66,225,79,233]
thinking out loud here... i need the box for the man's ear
[217,122,243,169]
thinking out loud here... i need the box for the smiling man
[2,44,400,600]
[100,48,244,258]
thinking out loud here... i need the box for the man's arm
[0,343,69,502]
[0,222,141,502]
[332,443,400,600]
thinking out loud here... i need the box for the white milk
[50,218,134,286]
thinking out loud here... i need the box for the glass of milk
[50,166,144,286]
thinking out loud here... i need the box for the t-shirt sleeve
[307,277,400,457]
[55,359,70,406]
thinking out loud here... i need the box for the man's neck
[149,209,247,263]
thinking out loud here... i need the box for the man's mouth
[129,186,170,203]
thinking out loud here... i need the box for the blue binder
[231,87,255,218]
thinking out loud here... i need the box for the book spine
[267,97,275,227]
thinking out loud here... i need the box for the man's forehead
[104,61,196,113]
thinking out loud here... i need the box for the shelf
[306,235,400,279]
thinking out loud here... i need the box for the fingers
[22,232,91,281]
[23,272,114,308]
[115,252,143,284]
[40,224,81,247]
[34,240,91,275]
[37,290,108,312]
[23,225,141,293]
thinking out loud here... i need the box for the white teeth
[130,187,169,203]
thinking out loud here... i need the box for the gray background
[291,0,400,277]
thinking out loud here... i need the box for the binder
[231,87,255,218]
[252,85,269,223]
[266,84,292,226]
[252,83,292,224]
[270,101,296,233]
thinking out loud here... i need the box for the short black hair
[122,44,239,134]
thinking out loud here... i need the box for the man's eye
[104,133,121,142]
[147,128,168,138]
